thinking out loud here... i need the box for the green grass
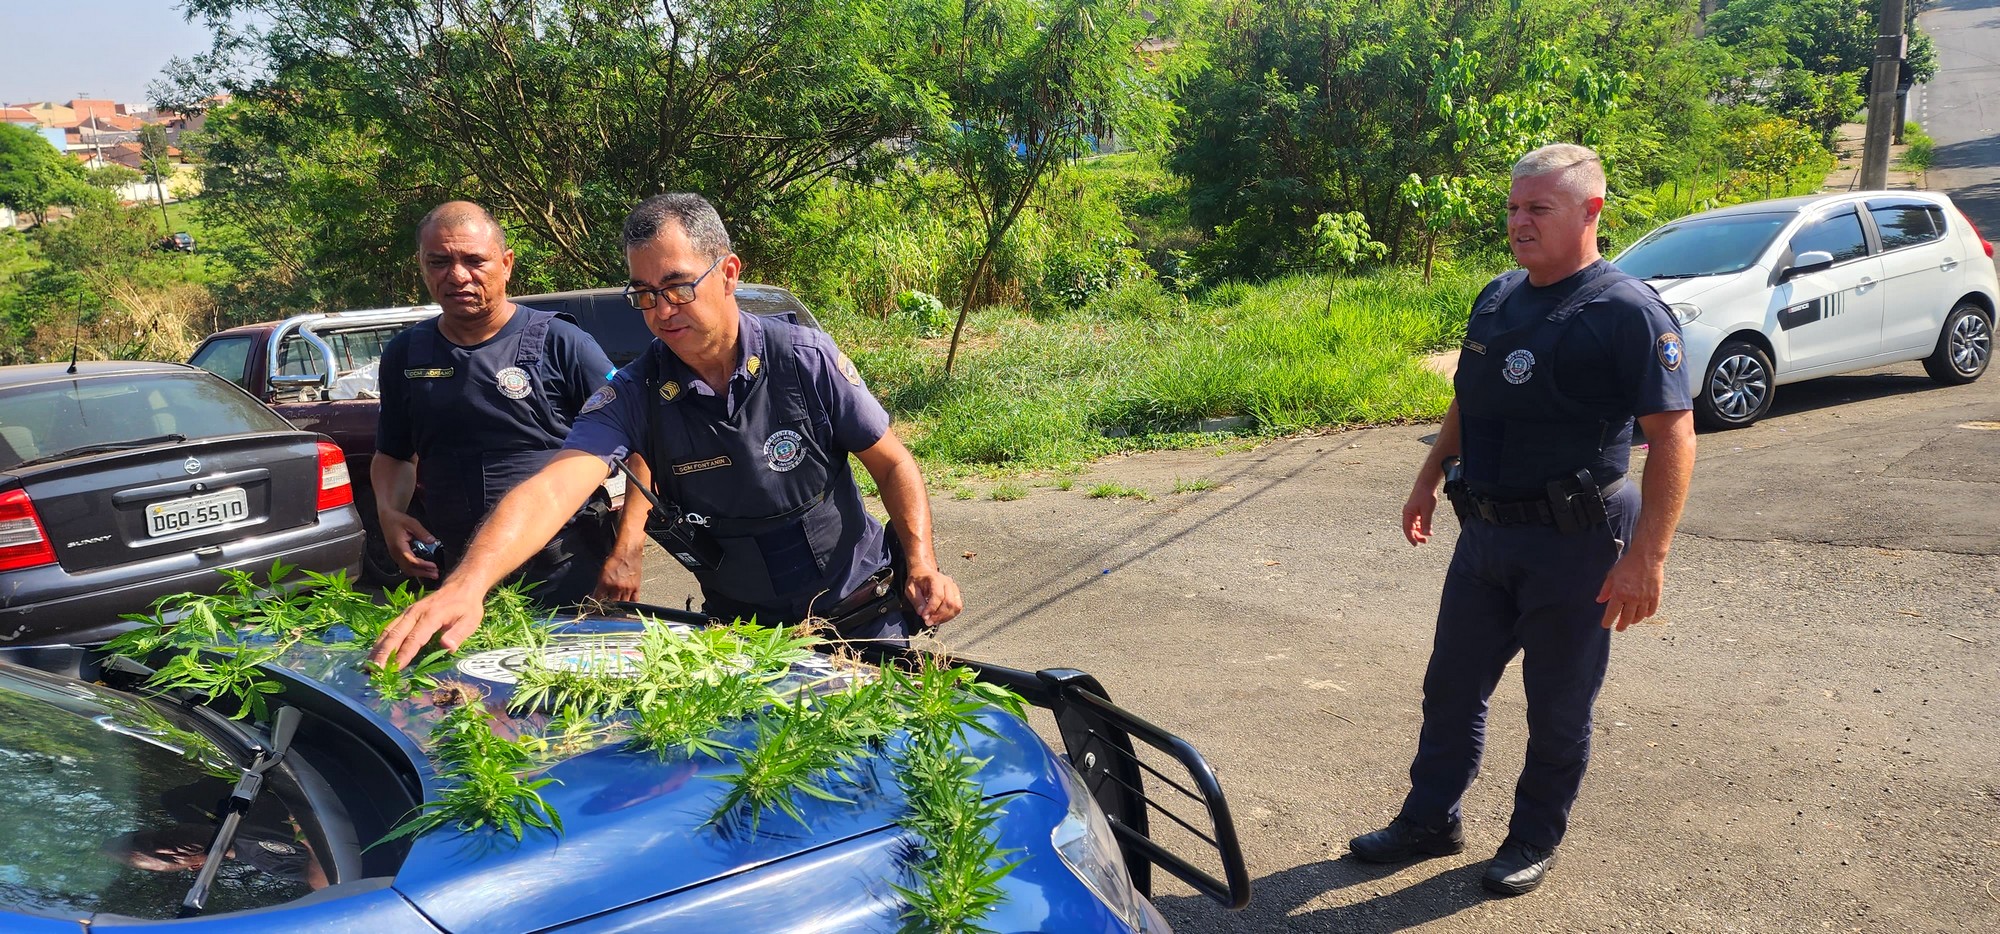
[1898,122,1934,174]
[989,483,1028,501]
[1086,483,1152,501]
[835,266,1486,479]
[1171,477,1218,494]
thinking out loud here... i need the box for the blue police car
[0,612,1247,932]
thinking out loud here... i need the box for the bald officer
[372,201,639,610]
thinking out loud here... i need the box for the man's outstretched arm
[370,450,611,668]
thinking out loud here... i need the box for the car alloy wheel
[1924,303,1993,385]
[1696,339,1775,430]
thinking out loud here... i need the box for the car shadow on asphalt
[1154,856,1492,933]
[1758,371,1948,424]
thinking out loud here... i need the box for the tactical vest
[402,308,572,544]
[1456,264,1642,495]
[639,320,882,611]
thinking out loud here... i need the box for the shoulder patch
[580,384,616,415]
[836,352,862,387]
[659,380,682,402]
[1658,332,1684,371]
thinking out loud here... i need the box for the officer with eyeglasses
[372,193,962,669]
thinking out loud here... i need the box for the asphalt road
[1921,0,2000,230]
[624,357,2000,932]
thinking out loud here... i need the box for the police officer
[371,193,962,668]
[1346,144,1696,895]
[372,201,641,612]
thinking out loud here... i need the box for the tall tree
[919,0,1198,372]
[0,124,103,225]
[164,0,956,295]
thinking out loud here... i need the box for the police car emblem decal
[659,380,682,402]
[837,353,862,387]
[746,355,761,378]
[1502,349,1536,385]
[764,429,806,472]
[580,384,616,414]
[1658,332,1684,371]
[456,634,651,685]
[495,366,532,400]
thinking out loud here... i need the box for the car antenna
[65,286,84,374]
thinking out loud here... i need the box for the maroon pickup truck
[188,306,443,581]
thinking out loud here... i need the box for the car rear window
[1868,203,1946,251]
[1613,212,1791,279]
[276,325,407,378]
[0,372,291,471]
[1791,206,1870,263]
[189,336,254,387]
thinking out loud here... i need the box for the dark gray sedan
[0,361,363,645]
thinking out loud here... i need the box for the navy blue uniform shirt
[1471,260,1690,420]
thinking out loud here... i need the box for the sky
[0,1,222,107]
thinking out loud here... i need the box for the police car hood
[269,618,1071,934]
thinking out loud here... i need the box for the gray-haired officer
[1347,144,1696,895]
[372,201,641,610]
[371,193,961,668]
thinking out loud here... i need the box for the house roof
[0,107,34,123]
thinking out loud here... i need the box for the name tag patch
[1462,339,1487,355]
[672,455,732,476]
[405,367,454,379]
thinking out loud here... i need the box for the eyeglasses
[624,254,725,310]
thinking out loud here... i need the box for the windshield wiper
[178,705,301,917]
[12,433,188,470]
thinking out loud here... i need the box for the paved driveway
[623,359,1998,932]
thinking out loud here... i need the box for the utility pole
[1859,0,1908,190]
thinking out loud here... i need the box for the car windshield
[1614,212,1793,279]
[0,372,289,471]
[0,664,327,920]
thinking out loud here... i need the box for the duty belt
[1445,461,1625,533]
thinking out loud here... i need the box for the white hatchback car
[1613,191,1998,429]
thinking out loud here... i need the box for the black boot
[1347,816,1465,863]
[1481,839,1558,895]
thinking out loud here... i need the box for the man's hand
[1403,484,1439,546]
[904,564,963,628]
[378,507,440,580]
[1596,550,1663,631]
[592,543,643,603]
[370,583,487,669]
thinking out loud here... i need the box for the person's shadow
[1154,854,1492,933]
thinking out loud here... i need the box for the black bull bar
[608,601,1252,911]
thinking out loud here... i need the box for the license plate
[146,488,250,537]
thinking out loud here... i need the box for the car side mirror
[1781,250,1836,282]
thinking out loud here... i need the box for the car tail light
[0,488,57,572]
[1959,209,1995,258]
[316,442,354,512]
